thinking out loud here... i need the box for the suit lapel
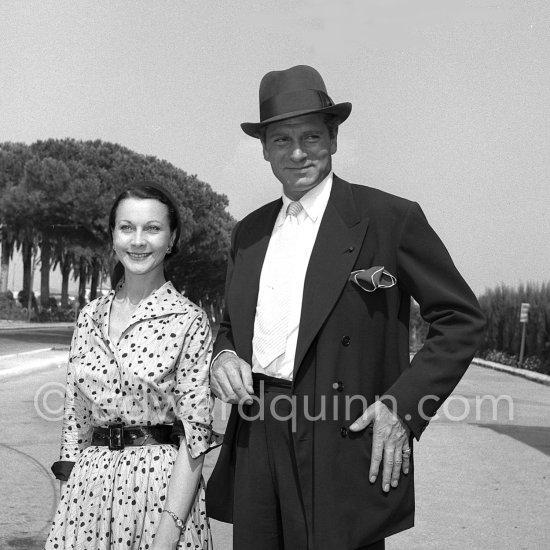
[231,199,281,362]
[294,177,369,376]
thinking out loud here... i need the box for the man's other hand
[211,351,254,404]
[349,401,411,493]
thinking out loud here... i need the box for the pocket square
[349,266,397,292]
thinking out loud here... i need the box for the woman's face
[112,197,175,280]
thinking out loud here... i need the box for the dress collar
[84,280,189,332]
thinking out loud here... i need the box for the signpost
[519,302,530,365]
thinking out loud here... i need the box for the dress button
[341,335,351,346]
[340,426,348,438]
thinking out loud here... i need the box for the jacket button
[341,335,351,346]
[340,426,348,438]
[332,381,344,392]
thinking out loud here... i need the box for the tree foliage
[478,282,550,369]
[0,138,235,315]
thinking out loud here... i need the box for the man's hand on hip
[211,351,254,404]
[349,401,411,493]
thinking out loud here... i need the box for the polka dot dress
[46,282,216,549]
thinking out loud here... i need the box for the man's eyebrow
[116,219,164,224]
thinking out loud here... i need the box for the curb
[0,347,53,361]
[0,352,69,381]
[2,349,549,387]
[472,358,550,387]
[0,322,74,331]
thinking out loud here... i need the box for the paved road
[1,363,549,549]
[0,364,231,550]
[0,326,73,356]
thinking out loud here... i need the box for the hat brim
[241,102,352,138]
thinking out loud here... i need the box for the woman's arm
[152,309,214,548]
[151,438,204,549]
[52,318,93,483]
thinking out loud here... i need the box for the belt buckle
[108,423,125,450]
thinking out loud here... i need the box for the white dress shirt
[251,172,333,380]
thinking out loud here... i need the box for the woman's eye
[119,224,132,232]
[146,225,161,232]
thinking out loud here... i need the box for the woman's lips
[127,252,151,260]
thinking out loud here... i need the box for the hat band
[260,89,334,123]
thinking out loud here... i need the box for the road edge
[472,357,550,386]
[0,353,69,381]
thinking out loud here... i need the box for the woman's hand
[151,539,178,550]
[151,510,182,550]
[150,527,179,550]
[153,436,203,549]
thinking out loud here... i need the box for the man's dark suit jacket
[206,176,485,549]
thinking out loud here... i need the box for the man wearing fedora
[206,65,485,549]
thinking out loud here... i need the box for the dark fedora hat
[241,65,352,138]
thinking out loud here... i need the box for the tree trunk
[61,257,71,308]
[89,257,99,301]
[40,237,51,308]
[0,230,13,293]
[78,256,87,313]
[22,241,33,297]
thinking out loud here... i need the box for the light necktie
[253,201,303,368]
[286,201,303,218]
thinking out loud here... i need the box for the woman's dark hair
[109,181,182,289]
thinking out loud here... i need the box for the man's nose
[290,145,307,162]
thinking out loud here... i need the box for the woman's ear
[167,233,176,253]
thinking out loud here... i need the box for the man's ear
[262,140,270,161]
[330,128,338,155]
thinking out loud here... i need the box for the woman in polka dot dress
[46,182,218,549]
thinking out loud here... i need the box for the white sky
[1,0,549,296]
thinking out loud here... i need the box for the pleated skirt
[45,444,212,549]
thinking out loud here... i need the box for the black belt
[252,373,293,395]
[91,424,174,450]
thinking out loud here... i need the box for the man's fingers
[368,432,384,484]
[363,401,412,489]
[210,356,235,401]
[239,362,254,394]
[381,446,395,492]
[226,367,254,404]
[390,447,403,488]
[210,367,229,399]
[211,353,254,403]
[210,376,223,399]
[349,404,375,432]
[391,443,411,486]
[402,446,411,475]
[213,370,241,403]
